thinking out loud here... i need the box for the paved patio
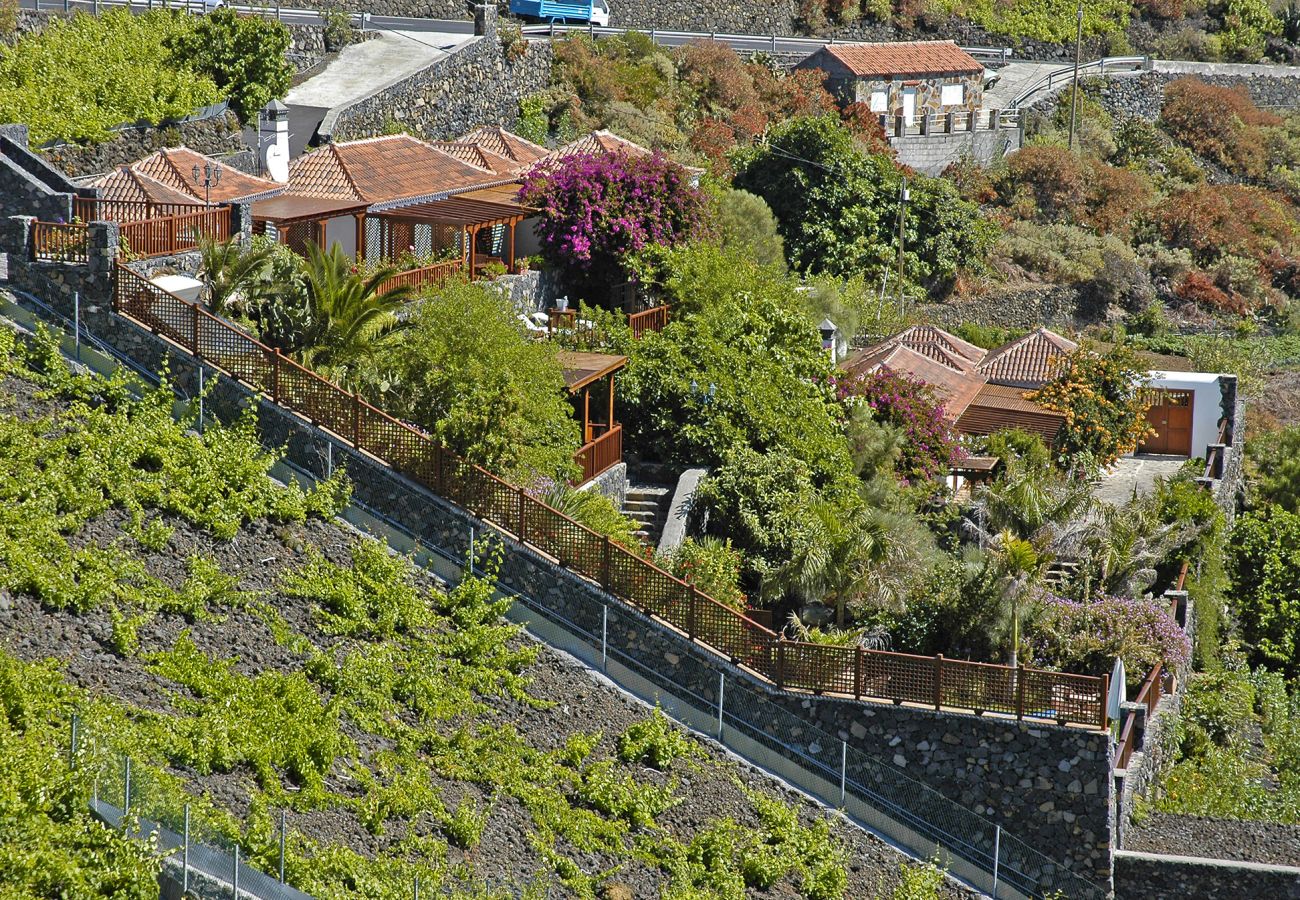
[1092,454,1189,507]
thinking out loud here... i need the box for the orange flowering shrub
[1027,345,1154,467]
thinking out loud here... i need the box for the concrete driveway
[1092,454,1190,507]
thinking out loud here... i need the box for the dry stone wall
[324,34,553,142]
[1115,850,1300,899]
[39,111,247,179]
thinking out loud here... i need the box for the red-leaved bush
[1160,78,1280,178]
[1175,270,1246,314]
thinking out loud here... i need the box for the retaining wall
[322,14,552,143]
[0,128,76,222]
[1078,69,1300,122]
[1115,850,1300,899]
[39,110,248,179]
[0,213,1116,890]
[891,125,1021,175]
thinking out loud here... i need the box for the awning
[557,351,627,392]
[251,194,370,226]
[376,187,536,228]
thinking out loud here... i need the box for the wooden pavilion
[369,185,536,275]
[250,194,371,256]
[558,350,627,483]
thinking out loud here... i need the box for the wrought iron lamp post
[191,162,222,208]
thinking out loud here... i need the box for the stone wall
[323,32,553,143]
[918,284,1095,332]
[1,217,1116,892]
[1077,70,1300,123]
[0,129,77,223]
[39,111,247,179]
[1115,850,1300,899]
[890,123,1021,175]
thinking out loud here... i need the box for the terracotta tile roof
[287,135,506,206]
[539,130,653,167]
[842,343,986,421]
[132,147,283,203]
[457,126,549,167]
[429,141,519,175]
[88,147,283,205]
[977,328,1079,387]
[821,41,984,78]
[955,383,1066,443]
[859,324,986,372]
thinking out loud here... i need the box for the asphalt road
[30,0,473,33]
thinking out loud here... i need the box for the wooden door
[1140,390,1194,456]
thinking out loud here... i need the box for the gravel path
[1127,812,1300,868]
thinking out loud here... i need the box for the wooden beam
[583,387,591,443]
[607,373,615,430]
[355,212,367,262]
[508,221,517,273]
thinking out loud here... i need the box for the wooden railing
[376,259,464,296]
[628,305,670,338]
[576,424,623,483]
[74,196,209,224]
[112,261,1108,729]
[30,221,88,264]
[1202,420,1231,481]
[119,208,232,258]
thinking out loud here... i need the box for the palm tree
[779,500,932,628]
[297,242,414,386]
[966,456,1093,559]
[994,533,1044,669]
[197,234,274,319]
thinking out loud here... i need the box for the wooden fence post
[271,349,281,403]
[776,641,786,691]
[688,587,699,641]
[190,302,199,354]
[934,654,944,711]
[854,646,863,700]
[1016,665,1026,720]
[352,392,361,447]
[602,537,613,591]
[1100,673,1111,731]
[517,486,527,543]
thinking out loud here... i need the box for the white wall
[1147,371,1226,459]
[324,215,357,258]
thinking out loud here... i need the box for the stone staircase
[622,483,672,547]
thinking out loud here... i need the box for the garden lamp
[191,162,222,208]
[819,318,839,362]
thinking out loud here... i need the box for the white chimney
[259,99,290,183]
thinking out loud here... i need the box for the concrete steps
[622,484,672,546]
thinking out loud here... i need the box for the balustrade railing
[113,262,1107,729]
[30,221,88,263]
[74,196,209,224]
[119,208,232,258]
[628,305,670,338]
[575,424,623,483]
[375,259,464,296]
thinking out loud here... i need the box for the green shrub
[0,10,220,144]
[663,537,747,611]
[617,707,694,769]
[165,8,292,122]
[443,794,491,848]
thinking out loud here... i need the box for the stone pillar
[473,4,497,38]
[86,221,119,288]
[1219,373,1238,444]
[228,202,254,242]
[2,215,34,260]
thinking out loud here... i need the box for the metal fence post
[183,805,190,893]
[123,756,131,821]
[326,441,333,478]
[69,713,79,768]
[279,808,287,882]
[991,825,1001,898]
[413,875,420,900]
[233,844,240,899]
[716,672,724,740]
[73,291,80,362]
[198,366,205,434]
[601,605,608,672]
[840,740,847,805]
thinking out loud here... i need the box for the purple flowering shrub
[1029,593,1191,679]
[838,368,962,483]
[518,151,710,295]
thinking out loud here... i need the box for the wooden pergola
[559,350,627,483]
[250,195,372,257]
[371,186,535,275]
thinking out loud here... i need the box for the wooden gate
[1140,389,1194,455]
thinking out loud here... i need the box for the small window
[869,90,888,113]
[940,83,965,106]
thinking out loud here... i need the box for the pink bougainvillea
[1030,593,1191,678]
[838,368,963,484]
[519,151,709,293]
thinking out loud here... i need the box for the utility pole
[896,178,909,314]
[1067,0,1084,151]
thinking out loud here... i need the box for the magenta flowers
[519,150,709,294]
[839,368,962,484]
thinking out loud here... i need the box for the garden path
[1092,454,1187,506]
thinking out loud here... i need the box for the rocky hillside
[0,321,970,900]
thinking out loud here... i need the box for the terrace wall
[1,214,1116,888]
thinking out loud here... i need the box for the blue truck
[508,0,610,25]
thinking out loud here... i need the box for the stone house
[796,40,984,126]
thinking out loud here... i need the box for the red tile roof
[457,126,550,168]
[955,383,1066,442]
[287,135,507,206]
[821,41,984,78]
[842,343,987,421]
[88,147,283,205]
[429,141,519,175]
[977,328,1078,387]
